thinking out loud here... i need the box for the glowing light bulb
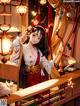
[31,11,37,16]
[16,5,27,15]
[2,37,11,55]
[40,0,47,5]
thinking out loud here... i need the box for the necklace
[27,43,38,66]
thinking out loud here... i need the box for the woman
[10,25,55,88]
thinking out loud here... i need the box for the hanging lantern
[16,5,27,15]
[0,0,11,4]
[0,3,11,32]
[0,33,11,55]
[40,0,47,5]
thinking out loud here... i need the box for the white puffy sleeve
[40,51,55,75]
[10,36,22,66]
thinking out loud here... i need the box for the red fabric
[26,70,41,87]
[26,51,41,87]
[35,51,40,65]
[26,51,49,87]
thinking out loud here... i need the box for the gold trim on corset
[25,64,41,73]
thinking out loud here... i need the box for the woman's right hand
[21,25,32,43]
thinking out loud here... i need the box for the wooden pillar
[48,3,52,59]
[21,0,28,35]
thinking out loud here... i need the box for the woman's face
[29,30,42,45]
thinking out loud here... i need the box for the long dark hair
[26,25,49,57]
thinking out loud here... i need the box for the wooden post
[48,3,53,59]
[21,0,28,35]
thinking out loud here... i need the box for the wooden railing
[1,70,80,106]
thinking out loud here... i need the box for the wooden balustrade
[0,70,80,106]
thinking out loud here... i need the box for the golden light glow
[32,19,39,25]
[0,24,11,31]
[45,28,49,33]
[31,11,37,16]
[67,78,74,88]
[40,0,47,5]
[0,0,11,3]
[16,5,27,15]
[67,57,76,65]
[0,36,11,55]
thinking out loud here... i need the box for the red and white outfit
[10,36,55,87]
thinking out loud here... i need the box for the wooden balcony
[1,69,80,106]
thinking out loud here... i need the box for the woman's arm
[10,36,21,66]
[41,56,54,74]
[10,29,29,65]
[40,50,55,75]
[41,54,61,78]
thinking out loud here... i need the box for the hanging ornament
[16,5,27,15]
